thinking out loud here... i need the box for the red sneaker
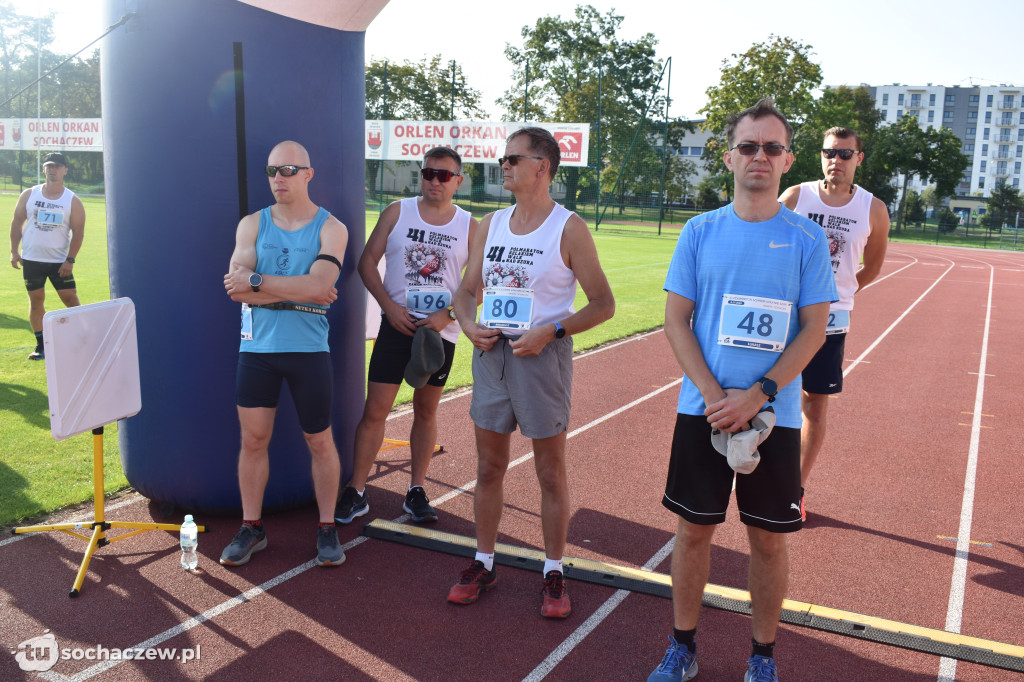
[447,560,496,604]
[540,570,571,618]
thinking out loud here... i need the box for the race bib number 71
[717,294,792,352]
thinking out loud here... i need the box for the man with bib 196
[648,99,836,682]
[334,147,478,526]
[446,127,615,619]
[779,126,890,521]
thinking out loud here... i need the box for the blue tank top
[240,206,331,353]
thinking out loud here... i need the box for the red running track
[1,242,1022,681]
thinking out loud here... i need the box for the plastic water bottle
[180,515,198,570]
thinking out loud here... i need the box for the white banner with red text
[365,120,590,166]
[0,118,103,152]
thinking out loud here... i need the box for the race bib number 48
[718,294,792,352]
[480,287,533,330]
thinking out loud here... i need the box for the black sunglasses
[821,148,859,160]
[729,143,789,157]
[420,168,462,182]
[265,165,309,177]
[498,154,545,166]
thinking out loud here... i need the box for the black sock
[34,331,43,350]
[673,628,696,653]
[751,638,775,659]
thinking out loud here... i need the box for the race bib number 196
[480,287,533,330]
[406,285,451,313]
[718,294,792,352]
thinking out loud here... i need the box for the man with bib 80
[447,127,615,619]
[779,126,890,521]
[648,100,837,682]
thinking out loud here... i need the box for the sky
[10,0,1024,120]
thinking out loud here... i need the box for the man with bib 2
[648,99,836,682]
[334,147,478,526]
[780,126,890,521]
[447,127,614,618]
[222,141,349,568]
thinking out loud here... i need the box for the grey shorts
[469,335,573,439]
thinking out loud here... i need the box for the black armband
[315,254,342,270]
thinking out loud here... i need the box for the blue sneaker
[744,655,779,682]
[648,636,697,682]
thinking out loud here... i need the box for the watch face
[761,378,778,396]
[249,273,262,287]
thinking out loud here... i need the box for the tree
[904,189,925,226]
[365,56,486,199]
[500,5,684,212]
[871,114,970,232]
[980,182,1024,230]
[695,175,723,209]
[920,185,944,215]
[664,156,697,204]
[699,35,822,200]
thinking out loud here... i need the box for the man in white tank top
[334,147,478,526]
[9,152,85,360]
[780,127,891,520]
[447,127,615,619]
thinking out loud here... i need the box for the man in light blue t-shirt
[648,99,837,682]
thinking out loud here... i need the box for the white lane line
[522,537,676,682]
[857,255,919,292]
[844,259,955,378]
[936,263,993,682]
[51,374,682,681]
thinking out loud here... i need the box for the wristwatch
[248,272,263,292]
[553,321,567,339]
[447,305,457,321]
[757,376,778,403]
[65,256,75,264]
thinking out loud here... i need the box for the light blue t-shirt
[240,207,331,353]
[664,203,838,428]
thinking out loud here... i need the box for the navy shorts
[236,352,332,434]
[367,316,456,387]
[662,413,803,533]
[801,333,846,394]
[22,259,76,292]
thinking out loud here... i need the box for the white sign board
[43,298,141,440]
[0,118,104,152]
[365,120,590,166]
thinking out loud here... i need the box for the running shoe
[540,570,571,618]
[315,525,346,567]
[28,349,44,360]
[447,560,496,604]
[403,486,438,523]
[648,636,698,682]
[219,523,267,566]
[745,655,779,682]
[334,486,369,524]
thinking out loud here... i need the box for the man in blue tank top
[649,100,836,682]
[221,140,349,568]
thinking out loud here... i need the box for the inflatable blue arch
[101,0,386,512]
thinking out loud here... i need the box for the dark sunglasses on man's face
[498,154,545,166]
[420,168,462,182]
[729,143,789,157]
[265,165,309,177]
[821,148,859,161]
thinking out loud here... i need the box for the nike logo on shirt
[769,241,792,248]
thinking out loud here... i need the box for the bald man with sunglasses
[779,127,891,522]
[222,140,349,568]
[335,146,478,527]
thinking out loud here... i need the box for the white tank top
[793,181,873,311]
[480,202,576,337]
[382,197,472,343]
[21,185,76,263]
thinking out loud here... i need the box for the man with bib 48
[649,99,836,682]
[222,141,349,568]
[334,146,478,526]
[447,127,615,619]
[779,126,890,521]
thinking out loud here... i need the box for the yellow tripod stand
[11,426,206,598]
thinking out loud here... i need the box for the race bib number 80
[480,287,533,330]
[717,294,792,352]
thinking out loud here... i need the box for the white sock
[543,558,563,576]
[475,552,495,572]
